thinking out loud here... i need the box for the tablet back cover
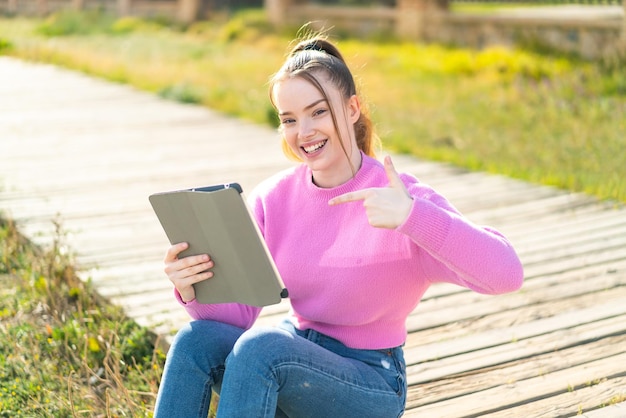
[149,187,285,307]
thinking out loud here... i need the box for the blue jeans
[154,319,407,418]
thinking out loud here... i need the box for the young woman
[153,35,524,418]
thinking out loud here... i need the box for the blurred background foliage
[0,9,624,203]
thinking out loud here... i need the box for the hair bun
[290,37,346,63]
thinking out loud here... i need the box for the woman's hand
[328,155,413,229]
[164,242,214,302]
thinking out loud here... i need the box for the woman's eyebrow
[278,99,327,116]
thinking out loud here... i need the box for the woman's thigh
[221,322,406,418]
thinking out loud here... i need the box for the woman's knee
[169,320,244,365]
[170,321,211,353]
[227,326,293,367]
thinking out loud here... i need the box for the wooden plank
[522,245,626,280]
[406,313,626,384]
[408,244,625,306]
[520,228,626,267]
[405,296,626,377]
[580,400,626,418]
[481,377,626,418]
[501,204,626,240]
[405,351,626,417]
[405,284,626,353]
[465,191,597,221]
[404,260,626,338]
[405,334,626,412]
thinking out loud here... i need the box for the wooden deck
[1,56,625,417]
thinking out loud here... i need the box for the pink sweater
[178,154,524,349]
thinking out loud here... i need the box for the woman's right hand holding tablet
[164,242,214,303]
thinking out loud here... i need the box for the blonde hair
[268,35,380,162]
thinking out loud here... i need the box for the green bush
[159,82,204,104]
[110,16,148,34]
[36,10,116,36]
[0,37,12,52]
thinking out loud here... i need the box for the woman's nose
[298,119,315,139]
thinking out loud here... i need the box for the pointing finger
[328,189,370,206]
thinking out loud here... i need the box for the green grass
[0,216,167,416]
[1,10,624,202]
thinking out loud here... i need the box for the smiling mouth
[302,140,328,154]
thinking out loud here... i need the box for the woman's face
[272,75,361,188]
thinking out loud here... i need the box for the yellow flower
[88,336,100,352]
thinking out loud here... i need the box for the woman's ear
[348,95,361,124]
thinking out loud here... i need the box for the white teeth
[303,140,327,154]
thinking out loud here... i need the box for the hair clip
[303,42,325,53]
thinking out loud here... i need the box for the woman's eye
[281,118,295,125]
[313,109,327,117]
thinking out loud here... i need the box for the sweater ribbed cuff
[397,198,452,253]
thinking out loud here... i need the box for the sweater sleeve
[174,289,261,330]
[397,177,524,294]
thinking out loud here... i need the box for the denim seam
[197,379,213,418]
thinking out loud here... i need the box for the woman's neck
[311,150,363,188]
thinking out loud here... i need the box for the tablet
[149,183,288,307]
